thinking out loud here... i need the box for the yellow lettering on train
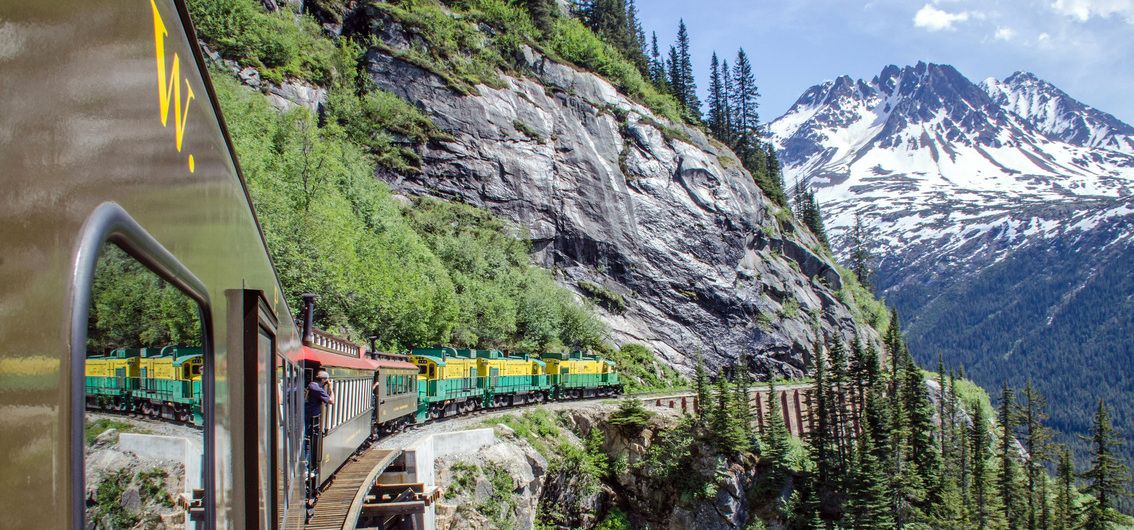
[150,0,195,164]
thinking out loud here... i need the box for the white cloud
[913,4,972,31]
[1052,0,1134,22]
[994,26,1018,40]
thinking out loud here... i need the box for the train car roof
[173,355,202,365]
[300,345,380,371]
[374,358,418,371]
[411,353,446,367]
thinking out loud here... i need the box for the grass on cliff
[371,0,688,123]
[604,343,686,393]
[834,263,891,336]
[188,0,338,84]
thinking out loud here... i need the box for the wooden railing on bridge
[641,384,853,437]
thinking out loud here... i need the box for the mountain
[770,62,1134,461]
[983,71,1134,153]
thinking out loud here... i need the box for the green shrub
[608,398,653,434]
[577,280,626,314]
[780,298,800,319]
[187,0,338,84]
[604,343,685,392]
[91,470,140,529]
[370,0,506,93]
[546,18,684,123]
[85,418,146,445]
[483,409,563,456]
[513,119,544,143]
[833,263,890,335]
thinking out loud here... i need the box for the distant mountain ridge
[769,62,1134,464]
[983,71,1134,153]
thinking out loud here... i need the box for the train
[82,294,621,502]
[85,346,205,423]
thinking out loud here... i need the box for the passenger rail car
[0,1,310,528]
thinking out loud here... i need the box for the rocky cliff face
[345,8,879,376]
[434,406,764,530]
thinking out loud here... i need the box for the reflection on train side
[83,243,205,529]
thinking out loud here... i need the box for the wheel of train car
[175,408,190,423]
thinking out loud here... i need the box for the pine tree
[720,59,733,144]
[999,384,1025,529]
[970,401,992,530]
[1055,445,1076,530]
[648,32,666,89]
[694,352,710,427]
[585,0,633,59]
[901,342,942,510]
[733,353,754,446]
[729,49,758,157]
[798,187,830,248]
[1020,380,1053,530]
[707,52,727,139]
[525,0,557,34]
[675,20,699,116]
[848,420,894,529]
[810,339,841,525]
[623,0,647,73]
[1082,400,1130,530]
[829,340,852,475]
[712,375,747,453]
[762,380,792,484]
[846,212,876,290]
[666,45,682,102]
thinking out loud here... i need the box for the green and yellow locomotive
[84,345,203,423]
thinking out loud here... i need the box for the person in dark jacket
[304,370,334,480]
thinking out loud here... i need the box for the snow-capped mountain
[770,62,1134,261]
[983,72,1134,153]
[769,62,1134,452]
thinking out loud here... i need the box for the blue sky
[638,0,1134,124]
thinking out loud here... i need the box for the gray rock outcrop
[356,16,880,375]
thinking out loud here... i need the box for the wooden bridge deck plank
[304,447,399,530]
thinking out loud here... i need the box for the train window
[82,242,207,529]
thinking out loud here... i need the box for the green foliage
[639,415,717,502]
[577,280,626,314]
[594,507,631,530]
[91,470,140,529]
[546,17,685,123]
[137,468,174,507]
[187,0,338,84]
[406,197,607,351]
[85,418,147,445]
[369,0,507,94]
[446,462,478,498]
[324,42,447,172]
[608,398,653,435]
[834,263,891,336]
[780,298,800,319]
[481,462,518,530]
[482,409,563,456]
[215,73,457,346]
[604,343,685,392]
[87,245,200,353]
[512,119,545,143]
